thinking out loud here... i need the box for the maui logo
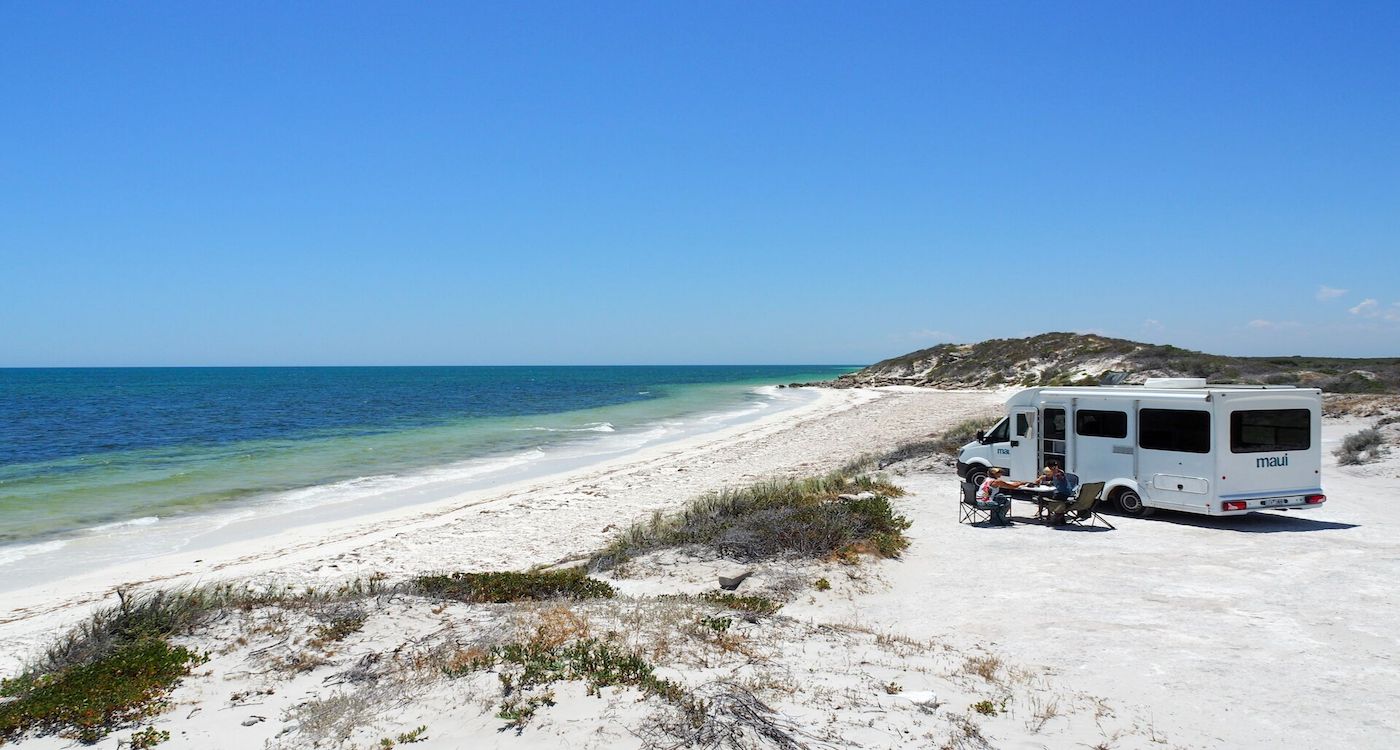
[1256,455,1289,468]
[996,448,1010,455]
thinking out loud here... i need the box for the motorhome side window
[1015,413,1030,437]
[1075,409,1127,438]
[1230,409,1310,453]
[985,418,1010,443]
[1138,409,1210,453]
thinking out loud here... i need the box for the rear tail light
[1305,494,1326,505]
[1223,501,1248,512]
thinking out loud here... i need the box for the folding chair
[957,481,992,524]
[1045,481,1114,529]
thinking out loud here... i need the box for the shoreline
[0,382,824,590]
[2,386,1003,675]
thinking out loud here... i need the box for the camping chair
[1045,481,1114,529]
[957,481,991,524]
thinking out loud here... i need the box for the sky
[2,1,1397,366]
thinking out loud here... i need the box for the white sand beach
[0,387,995,673]
[3,388,1397,749]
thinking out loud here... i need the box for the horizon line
[0,363,868,370]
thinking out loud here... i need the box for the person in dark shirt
[1045,463,1076,524]
[1049,464,1074,501]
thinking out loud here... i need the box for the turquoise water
[0,366,851,547]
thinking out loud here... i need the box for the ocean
[0,366,850,580]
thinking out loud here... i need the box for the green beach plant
[0,638,205,744]
[450,632,699,733]
[695,591,782,616]
[413,567,615,603]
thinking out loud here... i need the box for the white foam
[86,516,160,534]
[0,539,68,567]
[518,422,615,433]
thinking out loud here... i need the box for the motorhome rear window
[1076,410,1127,438]
[1138,409,1210,453]
[1230,409,1310,453]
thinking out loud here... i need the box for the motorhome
[956,378,1326,517]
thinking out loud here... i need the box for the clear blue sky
[2,1,1397,366]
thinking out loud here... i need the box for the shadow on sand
[1131,510,1358,533]
[998,507,1355,533]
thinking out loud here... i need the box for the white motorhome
[956,378,1326,517]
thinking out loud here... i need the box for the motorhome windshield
[985,418,1009,443]
[1230,409,1311,453]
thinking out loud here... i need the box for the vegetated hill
[818,332,1400,393]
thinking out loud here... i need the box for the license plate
[1260,498,1293,507]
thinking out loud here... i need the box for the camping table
[999,485,1055,519]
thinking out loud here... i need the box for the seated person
[1048,463,1074,501]
[1042,464,1077,524]
[976,467,1024,526]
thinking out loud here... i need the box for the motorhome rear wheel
[1116,488,1152,518]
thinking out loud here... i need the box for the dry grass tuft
[961,654,1004,684]
[1026,694,1061,732]
[589,469,909,571]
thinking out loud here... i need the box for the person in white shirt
[976,467,1024,526]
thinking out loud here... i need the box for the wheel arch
[1103,479,1141,503]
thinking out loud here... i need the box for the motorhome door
[1009,407,1039,481]
[1041,406,1067,471]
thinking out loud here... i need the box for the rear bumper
[1209,492,1325,515]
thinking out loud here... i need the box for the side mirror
[975,430,985,444]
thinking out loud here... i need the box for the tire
[966,466,989,487]
[1116,488,1153,518]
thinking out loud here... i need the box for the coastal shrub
[35,589,224,676]
[37,579,390,676]
[588,469,909,570]
[0,576,401,746]
[1335,428,1385,465]
[696,591,781,616]
[972,699,998,716]
[309,609,367,647]
[455,633,697,732]
[1328,372,1389,394]
[0,638,204,744]
[378,725,428,747]
[413,568,615,604]
[130,725,172,748]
